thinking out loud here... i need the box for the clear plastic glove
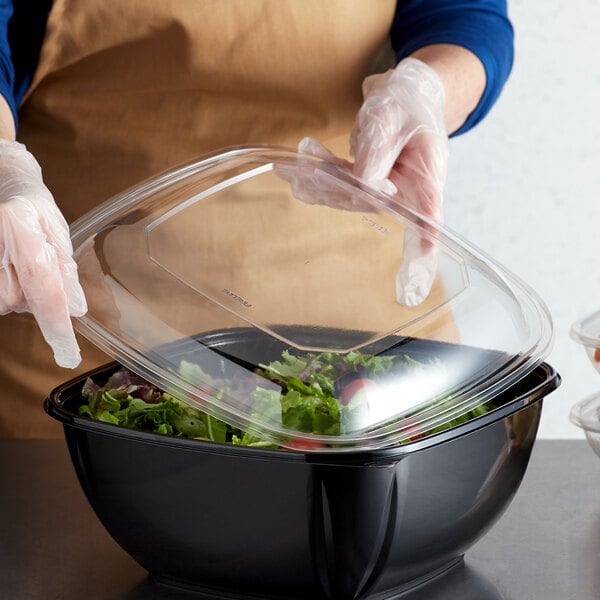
[350,57,448,306]
[0,140,87,367]
[277,138,374,213]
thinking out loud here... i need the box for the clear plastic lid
[70,146,553,451]
[570,392,600,434]
[570,310,600,375]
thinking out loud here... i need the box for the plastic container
[570,392,600,459]
[45,353,559,599]
[569,311,600,458]
[67,145,555,451]
[570,310,600,375]
[46,146,562,597]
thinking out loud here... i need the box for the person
[0,0,514,437]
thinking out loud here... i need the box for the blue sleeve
[391,0,514,136]
[0,0,53,129]
[0,0,16,125]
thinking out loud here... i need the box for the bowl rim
[44,360,560,465]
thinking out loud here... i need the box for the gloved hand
[0,139,87,368]
[350,57,448,306]
[278,138,374,213]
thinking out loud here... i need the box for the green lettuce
[78,347,497,449]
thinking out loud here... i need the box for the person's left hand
[350,58,448,306]
[350,57,448,307]
[285,58,448,308]
[277,138,374,213]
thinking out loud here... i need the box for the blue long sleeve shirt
[0,0,513,136]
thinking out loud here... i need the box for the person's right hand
[0,140,87,368]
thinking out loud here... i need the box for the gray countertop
[1,439,599,600]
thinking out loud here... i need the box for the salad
[78,348,497,449]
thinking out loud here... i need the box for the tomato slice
[339,378,377,405]
[285,439,327,451]
[402,425,424,442]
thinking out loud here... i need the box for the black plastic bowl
[45,331,560,600]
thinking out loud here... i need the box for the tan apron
[0,0,399,437]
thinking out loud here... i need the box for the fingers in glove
[389,131,447,252]
[7,202,82,367]
[298,137,353,169]
[0,269,78,358]
[20,253,81,368]
[0,262,27,314]
[277,138,375,212]
[27,183,88,317]
[387,133,446,307]
[395,228,439,307]
[0,149,88,318]
[40,214,87,317]
[350,94,408,187]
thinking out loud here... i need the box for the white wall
[444,0,600,438]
